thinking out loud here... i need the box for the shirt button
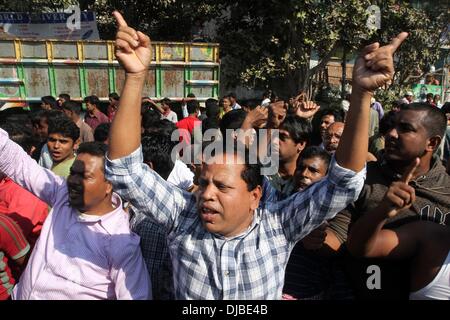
[225,271,230,276]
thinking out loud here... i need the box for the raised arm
[347,158,419,258]
[335,33,408,172]
[105,12,195,230]
[108,11,152,160]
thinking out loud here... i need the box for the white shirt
[167,160,194,191]
[161,110,178,123]
[409,251,450,300]
[38,144,53,169]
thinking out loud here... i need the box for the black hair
[62,100,82,115]
[187,100,199,114]
[161,97,171,106]
[401,103,446,138]
[94,122,111,143]
[205,98,219,118]
[441,102,450,115]
[205,139,262,191]
[279,115,311,144]
[77,142,108,174]
[243,99,260,111]
[77,141,108,157]
[41,96,58,109]
[145,119,177,138]
[426,93,434,99]
[202,117,220,136]
[297,146,331,171]
[47,115,80,142]
[141,132,175,180]
[141,100,152,114]
[219,109,247,138]
[379,111,397,136]
[187,93,196,98]
[109,92,120,101]
[58,93,70,101]
[227,92,237,99]
[0,122,36,154]
[84,95,100,107]
[142,109,161,131]
[30,109,67,127]
[321,109,343,122]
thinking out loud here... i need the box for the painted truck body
[0,39,219,106]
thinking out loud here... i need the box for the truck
[0,38,220,110]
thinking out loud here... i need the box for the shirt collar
[76,193,125,233]
[213,209,261,241]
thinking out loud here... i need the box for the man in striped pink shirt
[0,131,151,300]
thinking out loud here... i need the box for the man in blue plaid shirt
[106,11,408,299]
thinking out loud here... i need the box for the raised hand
[353,32,408,93]
[113,11,152,74]
[381,157,419,218]
[243,105,269,129]
[295,100,320,119]
[268,101,287,129]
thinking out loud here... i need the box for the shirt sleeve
[259,176,284,205]
[327,210,352,244]
[0,214,30,262]
[266,157,366,244]
[0,128,65,207]
[109,234,152,300]
[105,146,196,232]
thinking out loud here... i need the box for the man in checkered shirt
[106,11,408,299]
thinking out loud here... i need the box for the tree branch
[309,42,339,76]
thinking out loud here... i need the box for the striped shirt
[0,129,151,300]
[106,146,365,299]
[0,213,30,300]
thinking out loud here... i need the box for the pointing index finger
[388,32,408,52]
[113,11,128,28]
[401,157,420,184]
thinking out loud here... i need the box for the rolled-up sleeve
[105,146,195,232]
[268,157,366,244]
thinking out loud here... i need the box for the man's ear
[297,141,307,154]
[249,185,262,211]
[427,135,442,152]
[73,138,81,152]
[106,179,113,196]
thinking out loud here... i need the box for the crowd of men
[0,11,449,300]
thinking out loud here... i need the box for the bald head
[324,121,344,153]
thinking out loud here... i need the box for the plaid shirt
[129,207,174,300]
[106,147,365,300]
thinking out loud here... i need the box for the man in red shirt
[0,122,49,248]
[0,121,48,300]
[84,95,110,130]
[107,92,120,122]
[0,213,30,300]
[176,100,201,145]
